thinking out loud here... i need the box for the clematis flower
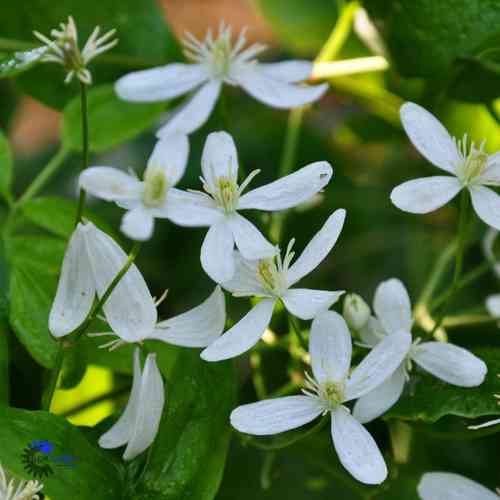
[99,348,165,460]
[231,311,412,484]
[115,22,328,138]
[49,221,226,348]
[352,278,487,424]
[0,462,43,500]
[418,472,499,500]
[34,16,117,85]
[201,210,346,361]
[79,134,189,241]
[164,131,333,283]
[391,102,500,230]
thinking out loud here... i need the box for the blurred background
[1,0,500,498]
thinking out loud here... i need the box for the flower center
[302,372,345,412]
[210,34,233,78]
[143,168,168,208]
[255,239,294,296]
[455,134,488,185]
[215,176,240,212]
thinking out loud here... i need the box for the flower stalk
[75,81,89,226]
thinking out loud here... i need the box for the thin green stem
[75,81,89,226]
[42,346,64,411]
[442,314,499,329]
[288,314,308,351]
[15,147,70,207]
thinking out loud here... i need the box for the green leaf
[0,128,13,202]
[255,0,338,55]
[0,405,124,499]
[62,85,165,153]
[22,197,78,238]
[6,236,65,368]
[0,0,181,108]
[0,47,46,79]
[134,348,237,500]
[386,348,500,423]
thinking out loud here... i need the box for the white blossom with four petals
[165,131,334,283]
[201,210,346,361]
[79,134,189,241]
[391,102,500,230]
[99,348,165,460]
[418,472,499,500]
[352,278,487,424]
[231,310,412,484]
[115,23,328,138]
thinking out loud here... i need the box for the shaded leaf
[0,129,13,202]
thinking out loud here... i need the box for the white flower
[164,131,333,283]
[418,472,499,500]
[99,348,165,460]
[115,22,328,137]
[49,221,226,348]
[483,229,500,318]
[0,463,43,500]
[33,16,117,85]
[391,102,500,230]
[343,293,371,331]
[231,311,412,484]
[352,278,488,424]
[79,134,189,241]
[201,210,346,361]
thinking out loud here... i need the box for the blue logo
[22,440,77,479]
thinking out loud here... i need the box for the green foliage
[133,348,237,500]
[387,349,500,423]
[0,0,181,108]
[62,85,165,153]
[22,197,78,238]
[0,129,13,203]
[0,405,124,499]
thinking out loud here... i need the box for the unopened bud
[343,293,370,331]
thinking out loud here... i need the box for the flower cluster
[40,18,495,490]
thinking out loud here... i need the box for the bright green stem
[16,146,69,207]
[42,346,64,411]
[75,81,89,226]
[278,108,304,179]
[288,314,308,351]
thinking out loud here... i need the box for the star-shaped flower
[79,134,189,241]
[352,278,487,424]
[115,22,328,138]
[99,348,164,460]
[231,311,412,484]
[200,210,345,361]
[391,102,500,230]
[418,472,499,500]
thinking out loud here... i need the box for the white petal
[221,251,268,297]
[256,61,313,82]
[226,213,276,260]
[486,294,500,317]
[161,188,222,227]
[373,278,412,335]
[123,353,165,460]
[230,396,323,435]
[49,224,95,338]
[418,472,498,500]
[81,222,157,342]
[236,65,328,109]
[201,131,239,191]
[352,365,406,424]
[359,316,387,347]
[282,288,344,320]
[201,298,276,361]
[478,152,500,186]
[99,348,142,449]
[156,79,221,137]
[146,134,189,186]
[200,220,235,283]
[121,206,155,241]
[346,331,412,400]
[470,185,500,231]
[151,286,226,347]
[310,311,352,384]
[287,209,346,285]
[239,161,333,211]
[79,167,143,203]
[412,342,487,387]
[400,102,460,174]
[115,63,208,102]
[331,406,387,485]
[390,176,462,214]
